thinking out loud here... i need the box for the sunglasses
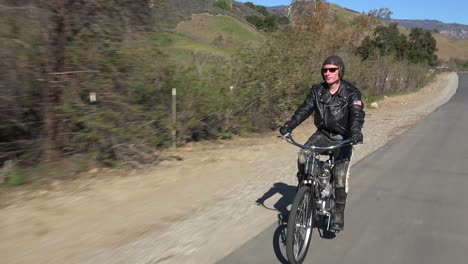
[322,67,339,73]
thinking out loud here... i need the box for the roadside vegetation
[0,0,464,185]
[244,1,290,32]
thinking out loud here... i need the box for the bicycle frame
[282,133,352,230]
[283,132,353,264]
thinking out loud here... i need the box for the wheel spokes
[292,192,312,258]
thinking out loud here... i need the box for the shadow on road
[255,182,296,215]
[255,182,338,263]
[255,182,296,264]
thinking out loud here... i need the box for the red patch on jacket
[353,100,363,106]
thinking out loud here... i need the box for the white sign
[89,92,96,102]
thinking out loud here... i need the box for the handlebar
[280,133,352,150]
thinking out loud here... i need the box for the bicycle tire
[286,186,315,264]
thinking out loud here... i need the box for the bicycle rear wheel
[286,186,315,264]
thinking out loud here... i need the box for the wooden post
[172,88,176,149]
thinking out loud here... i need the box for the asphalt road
[219,73,468,264]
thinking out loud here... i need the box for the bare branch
[48,70,99,75]
[0,4,38,11]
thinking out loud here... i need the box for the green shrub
[243,2,269,16]
[246,15,279,32]
[6,169,29,186]
[246,15,265,29]
[73,162,89,174]
[214,0,232,11]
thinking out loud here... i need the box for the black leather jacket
[285,80,365,139]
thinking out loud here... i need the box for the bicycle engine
[318,163,332,198]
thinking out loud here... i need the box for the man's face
[322,64,340,85]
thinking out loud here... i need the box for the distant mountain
[266,5,290,17]
[383,19,468,39]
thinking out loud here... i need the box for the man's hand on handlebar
[350,130,363,145]
[279,125,292,136]
[255,198,264,206]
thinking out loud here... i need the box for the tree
[356,36,376,60]
[293,0,331,34]
[244,1,255,9]
[0,0,164,165]
[264,15,279,32]
[356,24,409,61]
[373,24,408,59]
[246,15,280,32]
[243,2,269,16]
[214,0,232,11]
[36,0,153,160]
[246,15,265,29]
[367,8,393,19]
[276,15,290,25]
[408,28,438,66]
[254,5,269,16]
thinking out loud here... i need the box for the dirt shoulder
[0,72,459,264]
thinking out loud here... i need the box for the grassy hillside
[153,0,264,29]
[433,34,468,61]
[159,14,261,63]
[160,32,231,58]
[161,1,466,63]
[175,14,259,47]
[328,3,361,21]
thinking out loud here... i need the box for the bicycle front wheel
[286,186,315,264]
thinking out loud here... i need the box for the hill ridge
[266,3,468,39]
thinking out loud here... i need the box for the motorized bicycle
[282,132,352,264]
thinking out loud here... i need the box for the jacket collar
[320,81,347,99]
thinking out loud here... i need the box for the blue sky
[237,0,468,25]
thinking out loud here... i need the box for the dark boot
[332,188,347,231]
[296,171,304,181]
[297,161,305,181]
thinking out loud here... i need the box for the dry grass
[433,33,468,61]
[328,3,361,22]
[397,23,468,62]
[175,14,259,48]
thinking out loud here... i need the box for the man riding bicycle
[279,55,365,231]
